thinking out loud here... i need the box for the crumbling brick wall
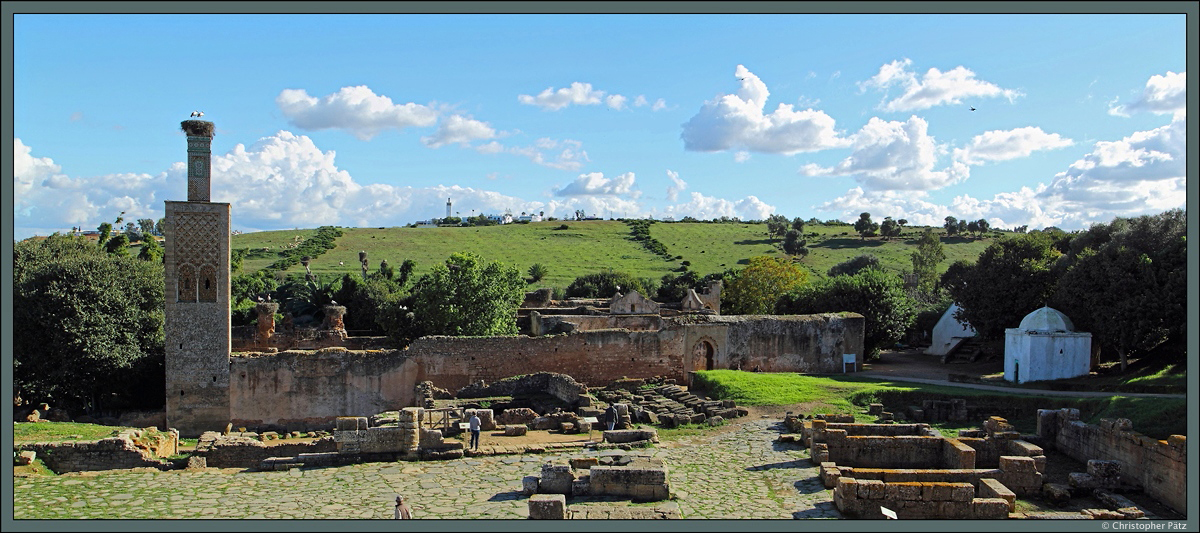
[1038,408,1186,514]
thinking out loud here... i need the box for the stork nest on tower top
[180,120,215,137]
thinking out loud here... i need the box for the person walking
[394,495,412,519]
[605,404,618,431]
[468,412,482,450]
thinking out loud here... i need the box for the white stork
[190,110,205,118]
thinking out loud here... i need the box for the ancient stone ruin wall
[833,477,1010,519]
[197,434,337,469]
[694,314,865,373]
[16,429,179,473]
[229,348,417,431]
[814,431,976,469]
[530,313,664,334]
[225,315,862,431]
[406,329,685,393]
[1038,408,1187,514]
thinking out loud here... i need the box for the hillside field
[230,220,999,291]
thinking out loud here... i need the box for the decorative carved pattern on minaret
[173,211,220,303]
[186,135,212,202]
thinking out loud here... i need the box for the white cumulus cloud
[953,127,1074,165]
[276,86,438,140]
[421,115,497,148]
[14,138,174,238]
[1109,71,1186,119]
[554,172,641,199]
[858,58,1023,112]
[660,192,775,221]
[801,115,969,191]
[681,65,851,155]
[665,170,687,201]
[518,82,606,110]
[815,117,1186,231]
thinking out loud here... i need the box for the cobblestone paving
[12,418,840,520]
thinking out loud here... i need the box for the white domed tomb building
[1003,306,1092,384]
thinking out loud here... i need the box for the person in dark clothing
[605,404,618,431]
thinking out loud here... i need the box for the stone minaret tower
[446,197,452,219]
[164,119,231,437]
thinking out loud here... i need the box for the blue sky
[11,12,1189,239]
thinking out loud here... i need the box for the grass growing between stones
[13,421,131,443]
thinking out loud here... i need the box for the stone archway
[692,339,716,371]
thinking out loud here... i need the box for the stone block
[895,482,922,500]
[603,428,658,444]
[950,484,974,502]
[930,483,954,501]
[15,450,36,466]
[868,403,884,415]
[1043,483,1073,506]
[1086,460,1122,479]
[999,456,1035,473]
[979,478,1015,511]
[522,475,540,495]
[397,407,424,424]
[571,477,590,496]
[972,498,1010,519]
[528,494,566,519]
[857,479,883,499]
[503,425,527,437]
[186,456,207,469]
[539,463,575,495]
[570,457,599,470]
[335,417,368,431]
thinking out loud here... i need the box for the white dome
[1018,306,1075,332]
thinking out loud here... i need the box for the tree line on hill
[13,209,1185,416]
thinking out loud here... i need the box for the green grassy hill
[231,221,1000,291]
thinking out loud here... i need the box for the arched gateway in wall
[692,338,716,371]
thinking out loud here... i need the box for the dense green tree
[104,233,131,257]
[976,218,990,236]
[565,270,653,298]
[828,254,881,277]
[656,270,726,302]
[791,217,805,234]
[910,228,945,294]
[14,234,165,413]
[766,214,790,238]
[879,217,901,239]
[407,252,526,337]
[723,256,808,315]
[782,229,808,255]
[137,235,163,262]
[853,212,878,239]
[1051,209,1186,371]
[967,220,980,236]
[944,216,959,236]
[940,232,1062,339]
[777,268,916,358]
